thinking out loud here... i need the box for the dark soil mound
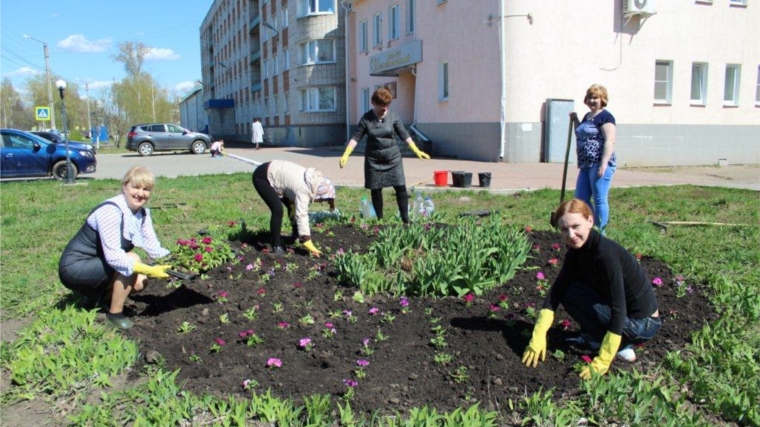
[126,224,715,415]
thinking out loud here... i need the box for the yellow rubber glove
[580,332,622,380]
[340,145,354,168]
[522,309,554,367]
[133,262,171,279]
[302,240,322,257]
[408,142,431,160]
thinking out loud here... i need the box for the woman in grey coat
[339,88,430,223]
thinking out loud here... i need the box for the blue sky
[0,1,210,98]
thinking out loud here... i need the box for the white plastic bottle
[423,196,435,216]
[360,195,370,218]
[413,191,423,218]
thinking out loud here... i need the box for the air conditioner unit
[624,0,656,15]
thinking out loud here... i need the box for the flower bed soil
[126,224,715,416]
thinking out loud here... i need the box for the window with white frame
[724,64,741,105]
[284,92,290,114]
[301,87,336,112]
[263,59,269,79]
[361,87,370,113]
[407,0,415,34]
[300,39,335,65]
[360,20,368,52]
[282,9,289,28]
[299,0,335,16]
[438,62,449,101]
[273,54,278,75]
[389,5,400,40]
[756,65,759,106]
[373,13,382,46]
[690,62,708,105]
[283,48,290,70]
[654,60,673,104]
[729,0,747,5]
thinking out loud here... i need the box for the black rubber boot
[106,312,133,330]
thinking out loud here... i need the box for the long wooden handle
[560,119,574,203]
[222,152,263,167]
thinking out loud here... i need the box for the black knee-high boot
[371,189,384,219]
[394,185,409,223]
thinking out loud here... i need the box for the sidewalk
[90,146,760,193]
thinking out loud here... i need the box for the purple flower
[343,310,353,317]
[362,338,371,346]
[246,263,254,270]
[356,359,370,367]
[368,307,379,315]
[214,338,226,346]
[266,358,282,368]
[278,322,290,329]
[324,322,334,328]
[686,286,694,294]
[242,379,252,389]
[299,338,312,348]
[343,379,358,387]
[399,297,409,307]
[218,291,228,298]
[652,277,663,287]
[536,272,546,280]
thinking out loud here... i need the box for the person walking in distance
[252,117,264,150]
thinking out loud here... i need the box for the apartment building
[200,0,348,146]
[344,0,759,165]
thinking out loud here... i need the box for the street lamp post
[56,79,75,184]
[24,35,56,130]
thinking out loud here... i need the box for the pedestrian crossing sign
[35,106,50,121]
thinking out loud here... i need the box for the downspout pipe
[342,1,351,142]
[498,0,507,159]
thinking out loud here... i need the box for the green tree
[1,78,34,130]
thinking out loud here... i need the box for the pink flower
[294,282,303,288]
[299,338,312,348]
[532,244,541,252]
[257,288,266,295]
[242,379,252,389]
[324,322,334,329]
[218,291,228,298]
[489,304,500,313]
[278,322,290,329]
[652,277,663,287]
[239,331,248,339]
[499,294,508,302]
[635,253,643,260]
[343,379,358,387]
[246,264,254,270]
[463,294,474,303]
[194,254,204,262]
[581,355,593,363]
[362,338,371,346]
[356,359,370,367]
[369,307,379,315]
[228,221,237,227]
[399,297,409,307]
[560,319,571,330]
[548,258,558,265]
[551,243,561,251]
[525,226,533,232]
[266,358,282,368]
[202,236,212,245]
[536,272,546,280]
[343,310,352,317]
[214,338,226,346]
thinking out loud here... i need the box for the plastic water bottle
[423,196,435,216]
[360,196,376,218]
[412,191,424,218]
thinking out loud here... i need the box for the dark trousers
[252,163,288,247]
[371,186,409,223]
[561,282,661,345]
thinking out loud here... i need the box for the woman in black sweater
[522,199,661,379]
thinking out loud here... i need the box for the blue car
[1,128,97,180]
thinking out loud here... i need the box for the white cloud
[3,67,40,78]
[57,35,112,53]
[174,81,198,93]
[89,80,113,90]
[145,48,180,61]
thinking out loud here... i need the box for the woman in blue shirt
[570,84,617,234]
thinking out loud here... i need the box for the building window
[755,65,760,106]
[438,62,449,101]
[373,13,382,47]
[654,60,673,104]
[690,63,708,105]
[300,39,335,65]
[389,5,400,40]
[724,64,741,106]
[437,0,447,4]
[360,20,368,52]
[299,0,334,16]
[273,54,278,75]
[729,0,747,5]
[283,48,290,70]
[407,0,415,34]
[284,92,290,115]
[301,87,336,112]
[263,59,269,79]
[361,87,370,113]
[282,9,289,28]
[273,96,278,116]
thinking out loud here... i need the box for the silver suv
[126,123,210,156]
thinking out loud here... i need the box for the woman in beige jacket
[252,160,336,256]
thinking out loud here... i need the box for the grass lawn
[1,175,758,426]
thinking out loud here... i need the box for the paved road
[88,146,759,193]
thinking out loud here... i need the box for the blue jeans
[574,164,616,233]
[561,282,661,346]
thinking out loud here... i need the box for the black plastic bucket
[478,172,492,188]
[450,171,464,187]
[461,172,473,188]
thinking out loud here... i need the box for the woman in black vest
[59,166,171,330]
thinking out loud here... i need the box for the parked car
[126,123,211,156]
[1,128,97,180]
[31,131,97,153]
